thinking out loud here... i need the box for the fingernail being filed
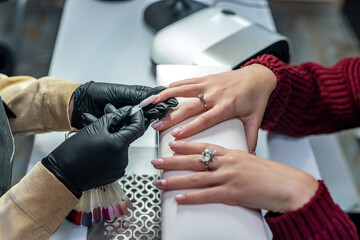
[139,95,157,108]
[152,94,160,103]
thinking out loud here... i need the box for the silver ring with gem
[199,148,216,171]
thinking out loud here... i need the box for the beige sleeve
[0,74,81,135]
[0,162,78,240]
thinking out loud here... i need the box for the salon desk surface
[26,0,324,239]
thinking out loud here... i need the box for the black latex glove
[42,106,145,198]
[71,82,178,129]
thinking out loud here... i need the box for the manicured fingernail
[175,194,185,201]
[151,158,164,167]
[153,94,160,103]
[153,179,166,188]
[139,95,157,108]
[171,127,183,136]
[151,120,163,129]
[169,141,180,149]
[165,85,170,89]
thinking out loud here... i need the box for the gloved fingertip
[115,110,146,143]
[82,113,98,126]
[144,111,160,126]
[104,103,117,114]
[130,109,145,127]
[166,97,178,107]
[154,102,168,112]
[170,98,179,106]
[118,105,133,113]
[154,86,166,93]
[113,106,132,120]
[108,106,133,133]
[146,108,160,115]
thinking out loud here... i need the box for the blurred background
[1,0,359,76]
[0,0,359,224]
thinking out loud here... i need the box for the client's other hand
[71,82,178,129]
[151,64,276,153]
[151,141,318,214]
[42,106,145,198]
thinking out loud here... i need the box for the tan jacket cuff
[10,162,78,234]
[40,77,81,131]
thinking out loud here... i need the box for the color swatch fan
[66,181,133,227]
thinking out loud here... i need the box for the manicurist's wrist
[41,157,83,199]
[68,92,75,123]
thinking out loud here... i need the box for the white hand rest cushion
[157,65,267,240]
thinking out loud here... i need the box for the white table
[26,0,338,239]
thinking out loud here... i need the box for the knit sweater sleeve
[243,55,360,136]
[265,181,358,240]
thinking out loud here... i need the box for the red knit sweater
[266,181,358,240]
[246,55,360,136]
[244,55,360,239]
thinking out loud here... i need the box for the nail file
[129,95,157,115]
[129,105,142,116]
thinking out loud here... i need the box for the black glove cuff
[71,81,94,129]
[41,156,82,199]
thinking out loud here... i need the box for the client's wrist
[283,173,319,213]
[250,63,277,94]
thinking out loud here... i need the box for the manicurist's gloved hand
[71,82,178,129]
[42,106,145,198]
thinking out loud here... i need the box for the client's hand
[71,82,178,129]
[151,64,276,153]
[152,141,318,214]
[42,106,145,198]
